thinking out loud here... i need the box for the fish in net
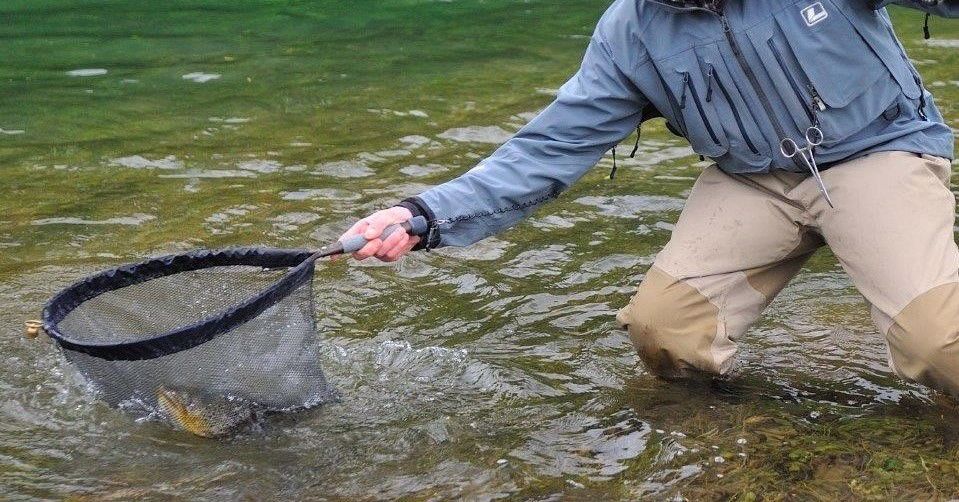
[41,217,428,437]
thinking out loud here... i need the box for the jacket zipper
[719,13,805,170]
[706,63,760,154]
[882,21,928,120]
[766,39,823,124]
[655,70,690,138]
[680,72,722,146]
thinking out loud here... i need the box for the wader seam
[887,279,959,327]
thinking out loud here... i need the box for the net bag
[41,248,332,419]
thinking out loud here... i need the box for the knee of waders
[886,283,959,396]
[617,267,726,378]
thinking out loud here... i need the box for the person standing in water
[340,1,959,395]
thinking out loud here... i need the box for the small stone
[736,438,747,445]
[713,456,725,464]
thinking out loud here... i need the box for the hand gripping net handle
[333,216,428,255]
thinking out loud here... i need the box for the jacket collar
[646,0,725,13]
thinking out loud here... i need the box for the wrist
[393,197,440,250]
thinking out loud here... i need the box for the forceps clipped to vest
[780,126,835,208]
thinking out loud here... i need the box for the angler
[344,1,959,396]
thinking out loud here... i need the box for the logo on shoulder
[801,2,828,27]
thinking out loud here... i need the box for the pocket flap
[772,0,885,108]
[652,55,729,159]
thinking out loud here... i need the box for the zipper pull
[424,223,442,251]
[705,65,714,102]
[914,75,928,120]
[808,84,826,112]
[609,147,618,180]
[629,125,641,158]
[720,15,730,32]
[680,72,689,109]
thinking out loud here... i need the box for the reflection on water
[0,1,958,500]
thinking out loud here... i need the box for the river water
[2,1,959,500]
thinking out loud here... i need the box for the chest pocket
[696,44,771,170]
[746,0,909,142]
[651,50,729,159]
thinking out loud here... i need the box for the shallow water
[2,2,959,500]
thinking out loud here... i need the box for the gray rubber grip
[407,215,428,236]
[338,216,429,254]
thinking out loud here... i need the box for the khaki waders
[616,151,959,397]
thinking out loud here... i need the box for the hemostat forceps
[780,126,835,208]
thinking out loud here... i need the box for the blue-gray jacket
[401,0,957,248]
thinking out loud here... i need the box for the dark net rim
[42,247,318,362]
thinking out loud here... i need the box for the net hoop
[42,247,318,362]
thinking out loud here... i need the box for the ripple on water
[31,213,156,226]
[356,150,412,165]
[499,244,570,278]
[399,164,448,177]
[66,68,107,77]
[209,116,250,124]
[271,212,321,232]
[237,159,283,173]
[110,155,183,169]
[574,195,686,218]
[925,38,959,48]
[281,188,361,201]
[181,72,221,83]
[431,237,512,261]
[510,409,650,479]
[557,253,654,287]
[602,144,695,168]
[437,125,513,144]
[398,135,431,148]
[312,160,374,178]
[528,214,586,230]
[159,169,257,179]
[204,205,256,234]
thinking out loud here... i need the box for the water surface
[2,2,959,500]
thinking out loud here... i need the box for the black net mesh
[43,248,333,436]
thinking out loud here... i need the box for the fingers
[340,219,367,240]
[389,236,420,261]
[378,225,408,253]
[363,215,389,240]
[352,238,382,261]
[375,232,409,261]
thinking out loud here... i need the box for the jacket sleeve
[402,34,647,248]
[869,0,959,17]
